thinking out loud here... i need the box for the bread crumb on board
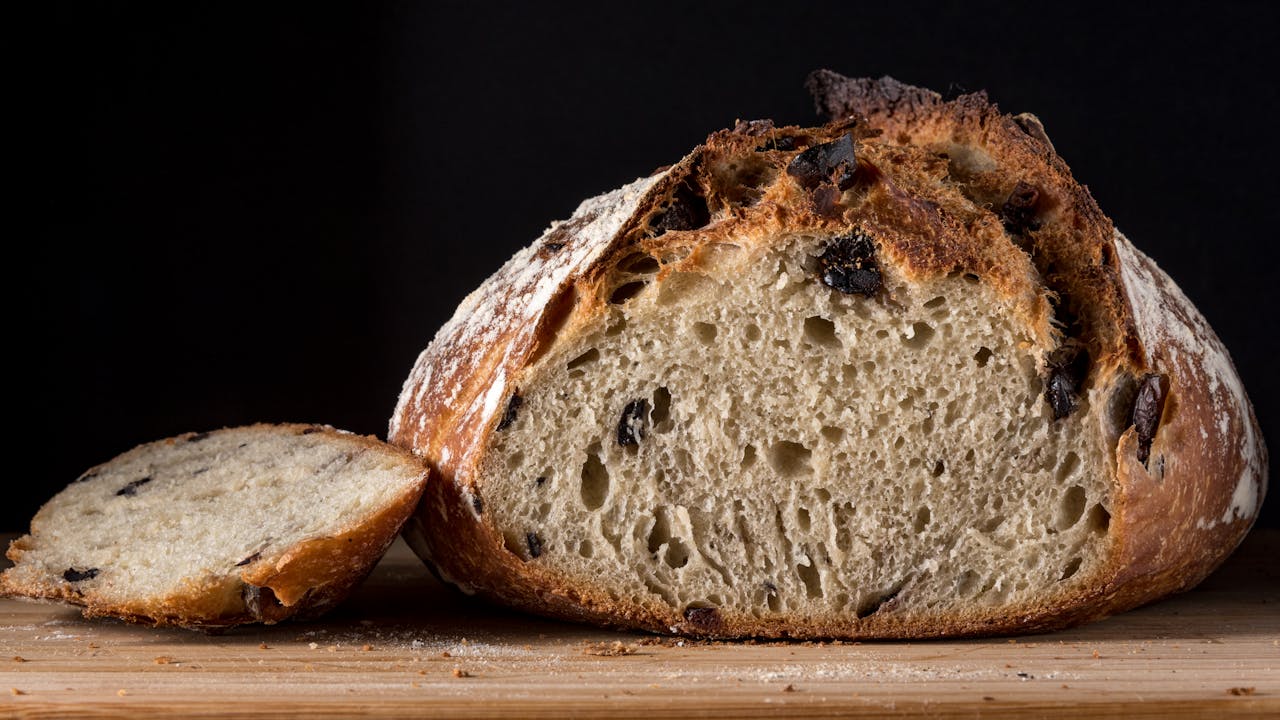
[452,667,472,678]
[153,656,174,665]
[581,640,636,656]
[1228,687,1257,696]
[10,688,25,696]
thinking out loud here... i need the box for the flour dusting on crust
[1112,231,1265,526]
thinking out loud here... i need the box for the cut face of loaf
[391,73,1266,638]
[1,424,428,629]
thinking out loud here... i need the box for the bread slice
[1,424,428,629]
[389,73,1267,639]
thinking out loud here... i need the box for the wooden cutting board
[1,530,1276,718]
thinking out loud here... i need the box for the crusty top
[390,72,1266,637]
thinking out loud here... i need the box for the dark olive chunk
[617,399,650,446]
[526,532,543,559]
[63,568,99,582]
[1133,374,1168,466]
[497,394,523,431]
[235,552,262,567]
[1044,344,1089,420]
[816,234,881,296]
[115,477,152,497]
[651,183,710,234]
[786,133,857,190]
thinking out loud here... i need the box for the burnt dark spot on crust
[497,394,523,431]
[816,234,881,296]
[617,399,650,447]
[1133,374,1168,466]
[187,431,211,443]
[683,605,723,632]
[786,133,857,191]
[63,568,99,582]
[115,477,152,497]
[235,552,262,567]
[526,532,543,559]
[471,492,484,515]
[651,182,710,235]
[1045,344,1089,420]
[1001,181,1041,234]
[301,427,321,435]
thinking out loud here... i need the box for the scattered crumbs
[417,670,427,676]
[452,668,472,678]
[411,682,420,689]
[327,646,337,653]
[1004,663,1014,668]
[1228,687,1257,696]
[153,656,173,665]
[1007,639,1017,644]
[12,656,25,663]
[303,664,315,672]
[983,696,995,701]
[10,688,24,696]
[88,643,99,649]
[117,689,128,697]
[649,684,661,689]
[1016,672,1034,681]
[441,651,451,658]
[582,641,635,657]
[308,643,319,650]
[783,684,796,693]
[258,643,269,650]
[1061,684,1070,689]
[361,644,373,652]
[1091,650,1101,659]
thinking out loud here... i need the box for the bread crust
[1,424,429,629]
[391,74,1266,638]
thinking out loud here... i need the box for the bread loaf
[390,73,1267,638]
[1,424,428,629]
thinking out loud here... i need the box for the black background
[13,3,1278,530]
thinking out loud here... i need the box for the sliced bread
[1,423,428,629]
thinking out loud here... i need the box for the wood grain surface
[1,530,1276,718]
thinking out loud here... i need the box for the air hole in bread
[610,281,648,305]
[1060,556,1083,581]
[902,321,936,349]
[797,556,823,599]
[1087,503,1111,534]
[1055,486,1087,530]
[803,316,840,348]
[974,347,993,367]
[912,507,931,532]
[621,253,661,275]
[768,441,813,477]
[567,348,600,373]
[693,322,718,346]
[580,444,609,510]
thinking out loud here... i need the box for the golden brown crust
[0,424,429,630]
[391,73,1266,638]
